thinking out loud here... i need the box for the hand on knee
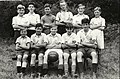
[38,53,43,59]
[17,55,22,61]
[31,54,36,59]
[23,54,28,61]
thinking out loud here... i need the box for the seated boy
[61,23,77,77]
[30,23,46,78]
[15,29,30,78]
[76,18,97,79]
[43,25,63,75]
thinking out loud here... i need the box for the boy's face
[20,30,27,37]
[78,6,85,14]
[60,3,67,11]
[36,27,42,35]
[28,4,35,12]
[44,7,51,15]
[82,23,89,32]
[66,28,73,35]
[94,10,101,17]
[17,9,25,16]
[50,27,57,35]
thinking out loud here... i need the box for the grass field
[0,35,119,79]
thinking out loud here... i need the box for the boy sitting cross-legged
[76,18,98,79]
[30,23,46,78]
[43,25,63,76]
[61,23,77,77]
[15,29,30,79]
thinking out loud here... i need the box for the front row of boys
[16,18,98,79]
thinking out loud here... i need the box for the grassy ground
[0,36,119,79]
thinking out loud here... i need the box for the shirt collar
[34,33,42,37]
[28,12,36,16]
[81,29,91,34]
[49,33,58,37]
[20,36,27,39]
[17,15,25,18]
[77,13,85,16]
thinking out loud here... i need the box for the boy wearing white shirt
[76,18,97,79]
[56,1,73,35]
[73,4,89,33]
[62,23,77,77]
[12,4,29,41]
[24,2,40,37]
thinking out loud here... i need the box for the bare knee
[63,53,69,62]
[71,53,76,59]
[38,53,43,59]
[17,55,22,61]
[23,54,28,61]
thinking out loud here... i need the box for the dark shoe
[43,64,48,69]
[58,64,63,70]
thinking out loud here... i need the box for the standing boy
[61,23,77,77]
[12,4,29,41]
[76,18,97,79]
[15,29,30,78]
[30,23,46,78]
[24,2,40,37]
[41,3,56,35]
[73,4,89,33]
[56,1,73,35]
[43,25,63,75]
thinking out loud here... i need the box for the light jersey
[12,15,29,30]
[16,36,30,47]
[56,11,73,22]
[24,12,40,30]
[30,33,46,45]
[41,14,56,24]
[73,14,89,25]
[45,33,62,45]
[62,33,77,44]
[76,29,96,44]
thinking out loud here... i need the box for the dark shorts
[14,30,20,41]
[77,47,96,56]
[31,48,46,55]
[63,48,76,54]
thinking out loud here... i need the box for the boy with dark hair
[41,3,56,35]
[76,18,98,79]
[24,2,40,37]
[30,23,46,78]
[62,23,77,77]
[15,29,30,79]
[12,4,29,41]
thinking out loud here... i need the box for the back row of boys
[12,1,105,79]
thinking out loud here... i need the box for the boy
[30,23,46,78]
[43,25,63,75]
[24,2,40,37]
[72,4,89,33]
[56,1,73,35]
[76,18,97,79]
[41,3,56,35]
[61,23,77,77]
[90,7,105,50]
[15,29,30,78]
[12,4,29,41]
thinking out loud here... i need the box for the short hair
[28,2,35,7]
[78,4,85,8]
[94,7,101,12]
[65,23,74,29]
[44,3,51,8]
[81,18,90,24]
[35,23,43,29]
[17,4,25,9]
[20,29,27,33]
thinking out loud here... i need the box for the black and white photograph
[0,0,119,79]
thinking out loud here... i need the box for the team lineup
[12,1,105,79]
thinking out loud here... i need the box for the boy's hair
[44,3,51,9]
[81,18,90,24]
[78,4,85,8]
[28,2,36,7]
[35,23,43,29]
[17,4,25,9]
[94,7,101,12]
[65,23,74,29]
[20,29,27,33]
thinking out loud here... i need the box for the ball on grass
[48,51,58,62]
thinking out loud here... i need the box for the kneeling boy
[30,23,46,77]
[76,18,97,79]
[62,23,77,77]
[16,29,30,78]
